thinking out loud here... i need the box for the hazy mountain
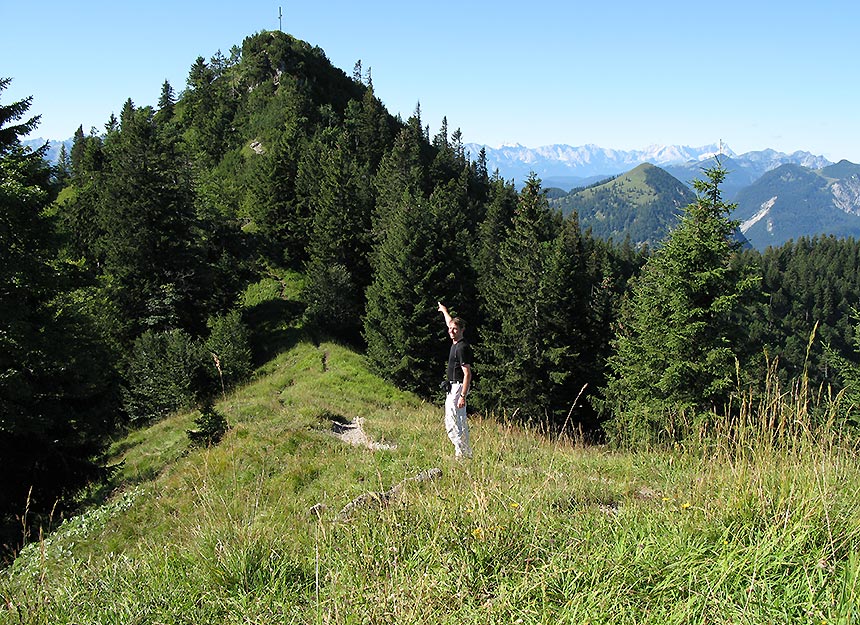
[467,141,832,195]
[550,163,697,247]
[663,150,833,200]
[466,142,730,188]
[22,137,73,163]
[733,160,860,249]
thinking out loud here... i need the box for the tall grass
[2,341,859,624]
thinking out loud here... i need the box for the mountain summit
[550,163,696,247]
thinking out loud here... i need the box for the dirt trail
[331,416,396,451]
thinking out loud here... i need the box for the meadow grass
[2,340,859,624]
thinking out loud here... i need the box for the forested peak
[622,163,694,196]
[236,30,365,113]
[820,159,860,180]
[549,162,698,248]
[760,162,819,182]
[628,162,659,174]
[571,162,694,206]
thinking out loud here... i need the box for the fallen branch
[323,468,443,521]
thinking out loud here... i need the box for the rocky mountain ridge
[465,141,833,192]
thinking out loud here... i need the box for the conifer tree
[55,142,71,185]
[540,213,602,411]
[478,174,561,422]
[474,174,518,316]
[428,173,477,315]
[64,101,209,341]
[241,79,312,265]
[180,54,237,165]
[0,81,119,536]
[372,116,429,240]
[602,160,758,444]
[156,80,176,122]
[303,128,371,341]
[363,190,444,394]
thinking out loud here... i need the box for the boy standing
[438,302,473,459]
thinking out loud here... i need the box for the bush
[124,329,206,423]
[187,400,229,447]
[204,309,253,394]
[301,261,362,342]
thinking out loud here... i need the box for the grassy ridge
[2,340,860,624]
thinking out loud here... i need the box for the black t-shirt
[447,340,473,383]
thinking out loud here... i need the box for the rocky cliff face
[831,176,860,216]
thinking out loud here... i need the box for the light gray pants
[445,382,472,458]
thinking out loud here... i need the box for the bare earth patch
[331,416,396,451]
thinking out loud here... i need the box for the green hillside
[552,163,696,246]
[3,330,859,623]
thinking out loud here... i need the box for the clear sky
[3,0,858,162]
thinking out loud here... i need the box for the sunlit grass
[3,340,859,624]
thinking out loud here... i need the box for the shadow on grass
[242,299,307,366]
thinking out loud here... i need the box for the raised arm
[438,301,452,327]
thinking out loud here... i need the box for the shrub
[204,309,253,394]
[124,329,206,423]
[187,400,229,447]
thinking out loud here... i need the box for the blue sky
[3,0,858,161]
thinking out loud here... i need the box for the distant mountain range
[22,137,73,164]
[468,141,860,250]
[464,141,833,196]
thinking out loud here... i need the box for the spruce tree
[63,101,210,341]
[1,81,119,538]
[478,174,560,422]
[363,190,443,394]
[180,54,238,166]
[372,109,431,240]
[603,160,758,444]
[303,128,371,341]
[474,175,518,320]
[540,213,607,418]
[156,80,176,122]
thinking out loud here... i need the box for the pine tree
[602,160,758,444]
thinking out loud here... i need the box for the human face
[448,321,463,342]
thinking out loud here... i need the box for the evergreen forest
[4,30,860,557]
